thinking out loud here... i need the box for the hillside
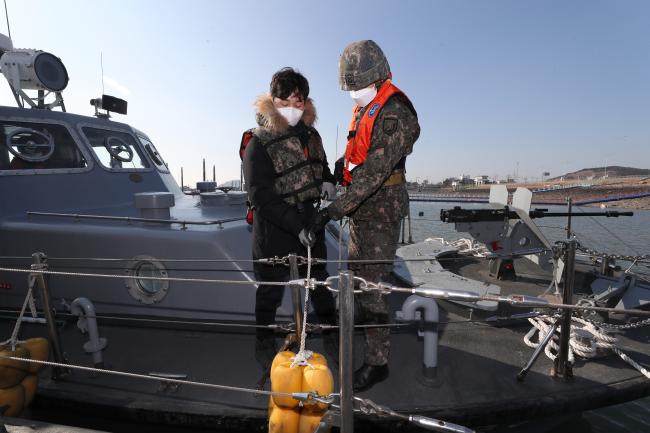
[551,166,650,180]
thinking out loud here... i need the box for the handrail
[27,211,245,229]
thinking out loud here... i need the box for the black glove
[299,208,331,248]
[310,208,331,234]
[333,157,345,185]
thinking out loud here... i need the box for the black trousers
[253,263,336,327]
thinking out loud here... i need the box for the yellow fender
[269,350,334,431]
[299,409,330,433]
[0,345,30,388]
[307,352,328,368]
[271,351,295,374]
[301,364,334,412]
[268,395,275,418]
[268,405,300,433]
[271,359,302,408]
[0,383,25,417]
[20,338,49,374]
[21,374,38,407]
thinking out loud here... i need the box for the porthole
[125,256,169,304]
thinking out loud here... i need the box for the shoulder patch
[368,103,381,118]
[382,117,398,135]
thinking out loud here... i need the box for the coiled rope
[524,314,650,379]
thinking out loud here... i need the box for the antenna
[335,125,339,157]
[100,52,105,95]
[3,0,11,40]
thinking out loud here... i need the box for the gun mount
[440,185,633,280]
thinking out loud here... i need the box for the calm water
[409,201,650,433]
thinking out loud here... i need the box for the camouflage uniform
[328,84,420,366]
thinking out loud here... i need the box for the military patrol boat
[1,33,649,432]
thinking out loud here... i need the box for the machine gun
[440,207,633,223]
[440,186,633,280]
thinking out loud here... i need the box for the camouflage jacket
[328,92,420,222]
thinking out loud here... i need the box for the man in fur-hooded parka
[243,69,336,356]
[244,93,334,262]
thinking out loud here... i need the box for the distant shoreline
[408,177,650,210]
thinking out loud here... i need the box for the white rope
[291,245,313,368]
[612,346,650,380]
[523,314,650,380]
[426,237,489,257]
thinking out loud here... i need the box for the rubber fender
[20,338,49,374]
[21,374,38,407]
[0,383,25,417]
[268,405,300,433]
[299,409,330,433]
[301,363,334,412]
[308,352,328,368]
[0,345,30,388]
[268,395,276,418]
[271,359,302,408]
[272,351,328,373]
[271,351,295,375]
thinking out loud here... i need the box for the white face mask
[277,106,304,127]
[349,86,377,107]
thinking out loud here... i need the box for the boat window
[82,127,149,170]
[138,135,169,172]
[0,121,87,171]
[125,256,169,304]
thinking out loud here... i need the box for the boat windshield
[82,127,149,170]
[137,134,169,173]
[0,120,88,172]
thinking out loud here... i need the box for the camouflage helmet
[338,40,391,91]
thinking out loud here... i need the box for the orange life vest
[343,80,406,185]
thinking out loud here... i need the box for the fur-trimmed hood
[254,93,317,134]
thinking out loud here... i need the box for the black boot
[353,363,388,392]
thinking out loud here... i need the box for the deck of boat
[7,300,648,432]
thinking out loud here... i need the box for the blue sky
[1,0,649,185]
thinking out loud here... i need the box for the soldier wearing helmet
[302,40,420,391]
